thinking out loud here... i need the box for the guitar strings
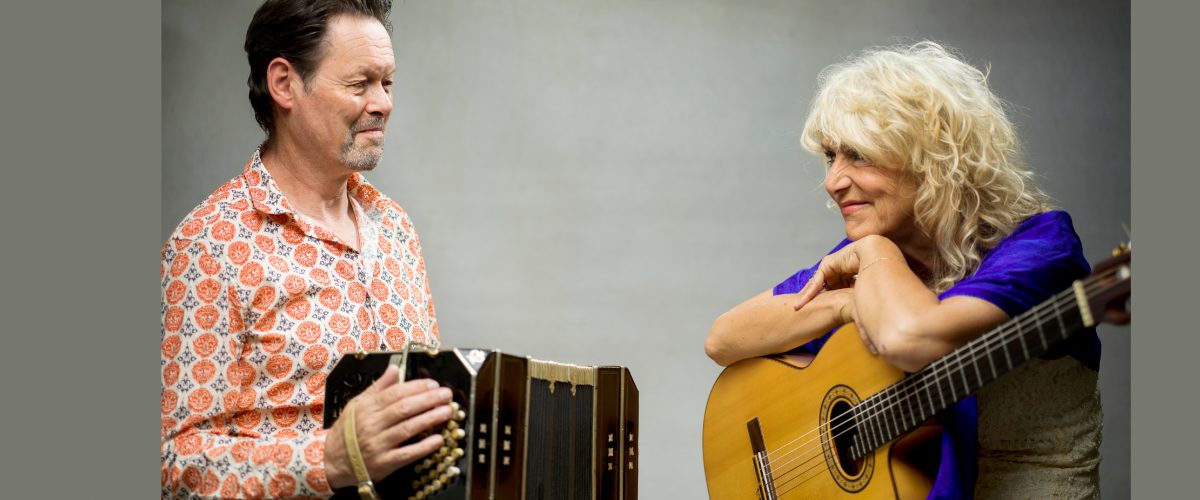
[768,279,1104,496]
[729,266,1122,497]
[768,289,1082,497]
[760,282,1083,469]
[763,285,1098,497]
[764,271,1121,497]
[768,265,1115,463]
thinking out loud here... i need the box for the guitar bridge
[747,417,778,500]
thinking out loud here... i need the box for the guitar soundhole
[829,400,863,477]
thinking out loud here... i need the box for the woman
[704,42,1102,498]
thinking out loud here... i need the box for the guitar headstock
[1086,243,1131,326]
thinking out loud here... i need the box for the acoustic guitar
[702,246,1130,499]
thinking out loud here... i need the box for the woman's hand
[802,286,878,354]
[793,238,881,310]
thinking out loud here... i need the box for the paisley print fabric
[160,150,439,498]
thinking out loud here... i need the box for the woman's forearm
[705,288,850,366]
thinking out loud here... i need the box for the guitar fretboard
[848,286,1088,459]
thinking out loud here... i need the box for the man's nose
[365,82,392,117]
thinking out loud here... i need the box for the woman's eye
[823,151,836,165]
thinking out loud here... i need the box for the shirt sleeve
[939,212,1090,318]
[770,238,853,354]
[161,239,333,499]
[772,238,853,296]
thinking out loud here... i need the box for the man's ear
[266,57,301,112]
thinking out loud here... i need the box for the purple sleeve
[771,238,852,354]
[940,211,1100,370]
[773,238,853,296]
[939,211,1090,317]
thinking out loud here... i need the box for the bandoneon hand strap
[343,401,380,500]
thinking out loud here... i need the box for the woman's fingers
[856,321,877,355]
[793,270,826,310]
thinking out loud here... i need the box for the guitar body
[703,246,1133,498]
[703,324,941,499]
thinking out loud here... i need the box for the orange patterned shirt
[161,150,440,498]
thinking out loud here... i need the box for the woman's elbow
[874,324,938,373]
[704,333,732,366]
[705,321,736,366]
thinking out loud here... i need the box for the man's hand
[324,364,454,489]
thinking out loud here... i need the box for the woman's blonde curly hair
[801,41,1049,293]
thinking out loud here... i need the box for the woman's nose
[825,163,852,194]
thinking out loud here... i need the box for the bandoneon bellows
[325,345,639,499]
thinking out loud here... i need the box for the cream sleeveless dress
[973,356,1103,499]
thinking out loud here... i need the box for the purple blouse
[772,210,1101,499]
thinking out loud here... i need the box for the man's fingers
[374,404,453,449]
[379,378,443,403]
[380,434,446,472]
[363,364,401,395]
[357,375,438,414]
[376,386,453,428]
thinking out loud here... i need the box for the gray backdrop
[164,1,1130,497]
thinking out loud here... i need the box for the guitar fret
[885,387,901,440]
[985,340,998,381]
[867,413,879,452]
[888,392,899,440]
[1052,293,1069,340]
[918,374,933,422]
[859,408,873,452]
[902,381,916,429]
[878,405,888,448]
[1000,333,1013,371]
[1032,306,1048,350]
[937,359,957,404]
[881,405,892,443]
[970,341,984,389]
[932,361,946,410]
[1016,323,1029,363]
[920,374,932,422]
[957,350,971,396]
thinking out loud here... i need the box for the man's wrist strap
[343,401,380,500]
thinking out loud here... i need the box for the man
[161,1,451,497]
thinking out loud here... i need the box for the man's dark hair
[244,0,393,142]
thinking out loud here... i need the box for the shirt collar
[243,148,389,218]
[241,149,394,247]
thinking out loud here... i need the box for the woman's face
[823,144,923,249]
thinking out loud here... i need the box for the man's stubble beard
[340,118,388,172]
[340,135,384,172]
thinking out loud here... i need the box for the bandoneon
[325,345,639,499]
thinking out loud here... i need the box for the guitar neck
[849,286,1089,458]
